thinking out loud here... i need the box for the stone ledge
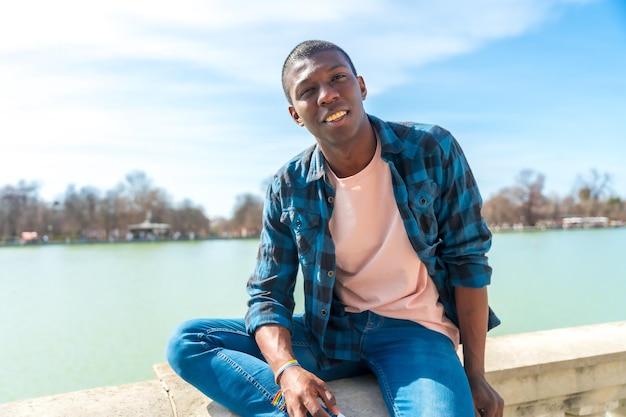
[0,380,172,417]
[488,322,626,417]
[2,321,625,417]
[155,362,389,417]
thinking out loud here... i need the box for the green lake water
[1,228,625,403]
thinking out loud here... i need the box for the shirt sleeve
[435,129,493,289]
[245,177,299,335]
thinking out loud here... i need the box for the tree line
[482,168,625,229]
[222,168,626,232]
[229,168,626,233]
[1,168,624,244]
[0,171,215,243]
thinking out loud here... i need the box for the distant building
[128,212,171,240]
[562,216,609,229]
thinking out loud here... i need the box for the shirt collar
[306,145,326,183]
[367,114,405,158]
[305,114,405,184]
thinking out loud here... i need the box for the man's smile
[324,110,347,123]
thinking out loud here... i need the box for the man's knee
[166,318,250,373]
[166,319,210,374]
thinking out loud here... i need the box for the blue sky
[1,0,625,218]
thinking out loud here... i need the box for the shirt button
[419,197,427,205]
[327,270,334,278]
[295,219,302,227]
[327,196,334,204]
[321,309,327,316]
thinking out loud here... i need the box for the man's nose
[317,83,339,106]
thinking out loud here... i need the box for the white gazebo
[128,212,170,240]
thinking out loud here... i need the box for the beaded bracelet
[274,359,300,384]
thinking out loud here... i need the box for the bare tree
[0,181,42,239]
[603,196,625,221]
[482,188,519,227]
[231,193,263,237]
[121,171,170,222]
[62,185,102,238]
[167,199,211,238]
[512,169,547,226]
[574,169,612,216]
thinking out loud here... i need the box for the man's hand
[468,373,504,417]
[254,324,342,417]
[454,286,504,417]
[279,365,340,417]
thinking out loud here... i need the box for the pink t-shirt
[327,139,460,347]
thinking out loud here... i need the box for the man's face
[285,50,368,147]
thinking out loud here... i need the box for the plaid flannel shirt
[245,114,500,368]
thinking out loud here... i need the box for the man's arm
[455,286,504,417]
[254,324,340,417]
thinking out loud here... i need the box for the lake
[1,228,625,403]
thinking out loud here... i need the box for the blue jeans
[166,311,474,417]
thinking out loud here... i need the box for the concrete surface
[2,321,626,417]
[0,380,172,417]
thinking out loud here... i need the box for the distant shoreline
[0,235,260,248]
[3,225,624,248]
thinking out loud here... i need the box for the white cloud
[0,0,605,215]
[0,1,590,82]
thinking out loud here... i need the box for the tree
[482,188,519,227]
[231,193,263,237]
[101,185,128,240]
[481,170,549,227]
[604,196,625,221]
[0,181,42,239]
[168,199,211,238]
[574,169,612,216]
[513,169,547,226]
[61,185,102,238]
[121,171,172,222]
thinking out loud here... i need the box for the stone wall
[2,321,625,417]
[483,321,626,417]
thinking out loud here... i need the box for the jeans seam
[364,355,402,417]
[199,327,250,349]
[205,327,249,337]
[215,350,287,416]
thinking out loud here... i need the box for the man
[167,40,503,417]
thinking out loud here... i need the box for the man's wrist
[462,354,485,379]
[274,359,301,384]
[465,366,487,382]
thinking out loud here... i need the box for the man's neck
[320,124,377,178]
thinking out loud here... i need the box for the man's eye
[332,74,347,82]
[299,87,314,98]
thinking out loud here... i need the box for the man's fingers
[302,398,330,417]
[301,385,338,417]
[280,369,339,417]
[319,385,338,411]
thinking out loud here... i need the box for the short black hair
[281,40,357,104]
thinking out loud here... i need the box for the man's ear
[288,106,305,126]
[358,75,367,100]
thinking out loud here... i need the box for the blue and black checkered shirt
[246,114,500,368]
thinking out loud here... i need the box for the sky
[1,0,625,218]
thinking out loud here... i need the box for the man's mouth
[324,110,347,123]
